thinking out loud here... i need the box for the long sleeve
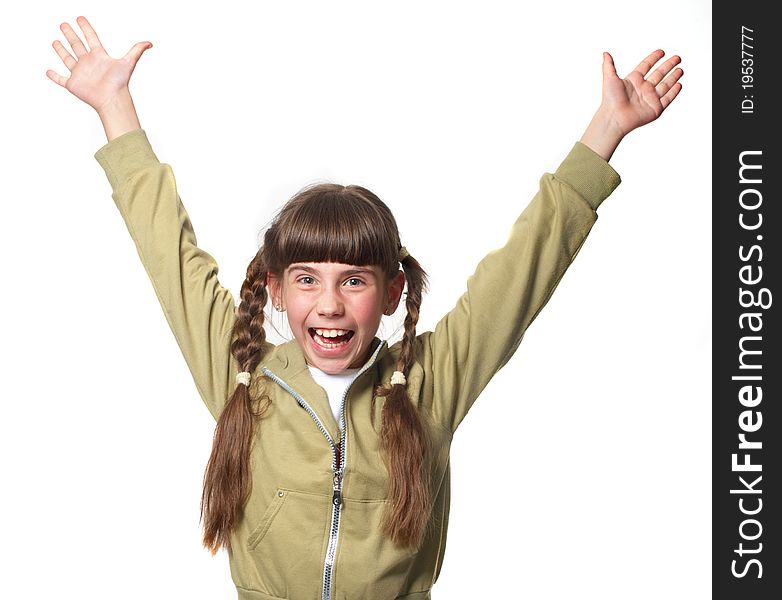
[94,128,238,420]
[423,141,621,434]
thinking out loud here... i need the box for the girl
[47,15,683,600]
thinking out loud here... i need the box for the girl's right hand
[46,16,153,114]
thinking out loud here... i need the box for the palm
[65,48,137,110]
[47,16,152,113]
[601,50,683,136]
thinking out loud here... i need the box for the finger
[647,55,682,87]
[660,82,682,110]
[45,69,68,88]
[655,67,684,98]
[60,22,88,57]
[52,39,77,71]
[631,49,665,78]
[75,16,103,52]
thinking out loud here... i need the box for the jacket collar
[260,337,391,440]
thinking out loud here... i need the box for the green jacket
[95,129,620,600]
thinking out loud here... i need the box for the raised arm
[93,130,238,419]
[48,17,239,419]
[424,49,683,434]
[423,142,620,434]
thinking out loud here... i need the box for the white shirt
[307,365,361,427]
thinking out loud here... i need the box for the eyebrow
[287,264,377,277]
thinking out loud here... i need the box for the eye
[297,276,315,285]
[344,277,364,287]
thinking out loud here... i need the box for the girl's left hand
[601,49,683,136]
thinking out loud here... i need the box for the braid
[375,252,435,549]
[397,253,426,374]
[201,249,272,555]
[232,251,270,374]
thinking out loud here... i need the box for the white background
[4,1,711,598]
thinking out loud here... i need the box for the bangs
[268,186,398,272]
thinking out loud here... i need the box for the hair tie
[390,371,406,386]
[236,371,252,386]
[398,246,409,261]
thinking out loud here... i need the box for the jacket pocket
[247,488,288,550]
[333,497,421,598]
[247,487,331,599]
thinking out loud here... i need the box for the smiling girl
[47,15,683,600]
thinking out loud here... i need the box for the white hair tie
[390,371,406,386]
[236,371,252,386]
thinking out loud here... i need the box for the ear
[384,270,406,315]
[266,272,283,309]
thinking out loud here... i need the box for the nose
[316,286,344,317]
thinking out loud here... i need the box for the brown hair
[200,183,433,553]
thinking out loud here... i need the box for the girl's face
[268,262,405,375]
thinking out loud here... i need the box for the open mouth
[308,327,356,349]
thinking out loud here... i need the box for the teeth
[314,328,350,338]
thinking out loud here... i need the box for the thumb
[602,51,617,79]
[124,41,153,67]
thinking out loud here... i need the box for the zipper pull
[332,469,343,507]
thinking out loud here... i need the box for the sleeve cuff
[94,128,160,190]
[553,141,621,211]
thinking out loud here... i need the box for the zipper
[332,446,343,507]
[260,340,386,600]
